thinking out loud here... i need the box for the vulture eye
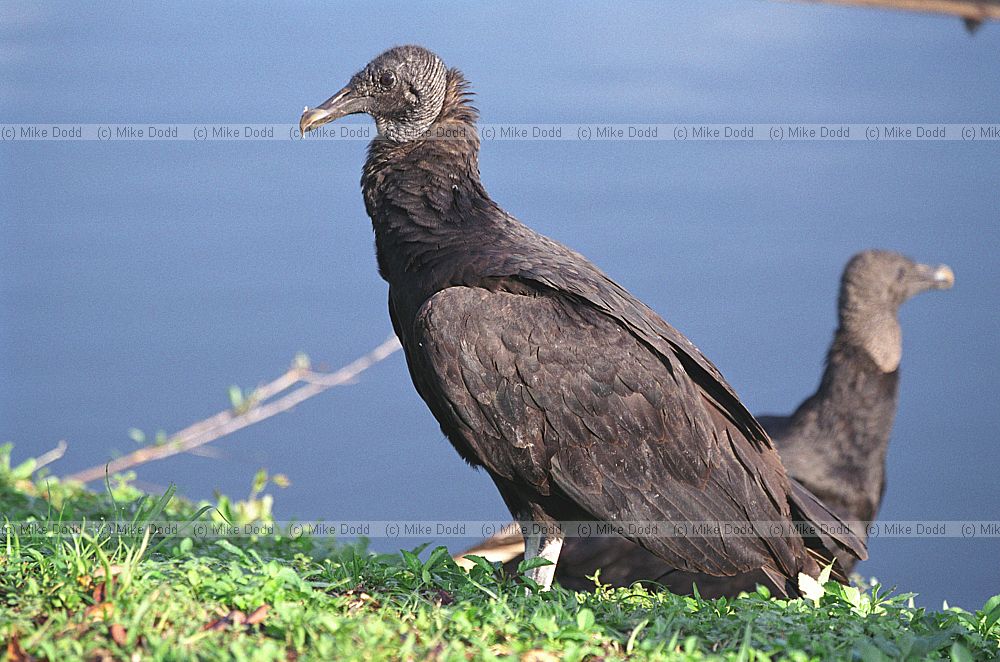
[378,70,396,89]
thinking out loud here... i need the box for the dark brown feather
[335,52,867,592]
[469,252,950,594]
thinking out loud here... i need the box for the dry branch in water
[64,336,402,484]
[793,0,1000,22]
[35,440,68,471]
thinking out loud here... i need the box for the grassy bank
[1,447,998,661]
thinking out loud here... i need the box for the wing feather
[411,284,805,578]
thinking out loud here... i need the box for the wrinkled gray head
[838,250,954,371]
[300,45,448,142]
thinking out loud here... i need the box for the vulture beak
[299,85,369,135]
[932,264,955,290]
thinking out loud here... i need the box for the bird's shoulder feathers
[407,283,803,577]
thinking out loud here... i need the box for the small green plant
[0,444,998,661]
[212,468,289,527]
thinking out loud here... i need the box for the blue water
[2,1,998,608]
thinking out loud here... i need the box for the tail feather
[788,478,868,581]
[761,565,801,599]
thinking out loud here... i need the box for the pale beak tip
[933,265,955,289]
[299,107,334,136]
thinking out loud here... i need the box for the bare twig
[64,336,402,484]
[26,439,69,473]
[791,0,1000,21]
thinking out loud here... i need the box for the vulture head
[299,45,448,143]
[838,250,954,372]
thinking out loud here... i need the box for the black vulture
[459,250,953,594]
[300,45,865,593]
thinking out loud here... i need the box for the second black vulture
[459,251,953,594]
[299,45,865,593]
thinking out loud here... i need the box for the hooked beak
[931,264,955,290]
[299,86,369,135]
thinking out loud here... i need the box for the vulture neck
[361,70,497,289]
[792,298,903,450]
[785,324,900,521]
[813,327,901,427]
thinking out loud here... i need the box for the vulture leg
[524,530,564,591]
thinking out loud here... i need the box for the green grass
[1,446,998,661]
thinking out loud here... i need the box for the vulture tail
[761,565,802,599]
[788,479,868,582]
